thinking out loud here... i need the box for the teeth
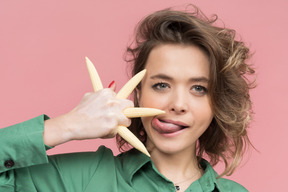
[85,57,165,157]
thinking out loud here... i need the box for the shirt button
[4,159,15,168]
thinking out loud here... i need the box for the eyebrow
[150,74,209,83]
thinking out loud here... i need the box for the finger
[82,92,93,100]
[100,88,116,99]
[108,80,116,91]
[119,99,134,110]
[118,114,132,127]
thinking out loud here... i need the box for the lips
[151,118,188,134]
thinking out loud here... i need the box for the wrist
[43,113,73,147]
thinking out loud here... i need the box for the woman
[0,6,254,192]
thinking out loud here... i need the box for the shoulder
[199,160,248,192]
[47,145,115,172]
[49,145,114,161]
[217,178,248,192]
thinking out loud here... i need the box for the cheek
[198,103,214,125]
[190,98,213,121]
[204,99,214,120]
[138,91,167,109]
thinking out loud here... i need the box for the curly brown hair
[117,5,255,177]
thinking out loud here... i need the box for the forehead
[145,44,210,78]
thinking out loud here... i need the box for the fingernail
[108,81,115,88]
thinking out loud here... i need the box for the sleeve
[0,115,52,191]
[0,115,51,173]
[0,115,108,192]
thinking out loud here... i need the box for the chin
[147,139,195,156]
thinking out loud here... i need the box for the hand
[69,88,133,139]
[43,88,134,146]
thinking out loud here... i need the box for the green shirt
[0,115,248,192]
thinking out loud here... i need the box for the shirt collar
[117,150,222,191]
[117,148,151,184]
[197,159,222,191]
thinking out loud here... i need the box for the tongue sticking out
[151,118,185,134]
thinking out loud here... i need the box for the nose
[169,89,188,114]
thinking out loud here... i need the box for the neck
[150,147,201,182]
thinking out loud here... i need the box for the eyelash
[191,85,208,96]
[152,82,208,96]
[152,82,169,91]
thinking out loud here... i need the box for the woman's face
[138,44,213,155]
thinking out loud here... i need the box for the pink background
[0,0,287,191]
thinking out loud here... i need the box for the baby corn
[123,107,165,118]
[85,57,164,157]
[117,126,150,157]
[116,69,146,99]
[86,57,103,91]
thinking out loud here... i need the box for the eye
[152,82,170,91]
[191,85,208,96]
